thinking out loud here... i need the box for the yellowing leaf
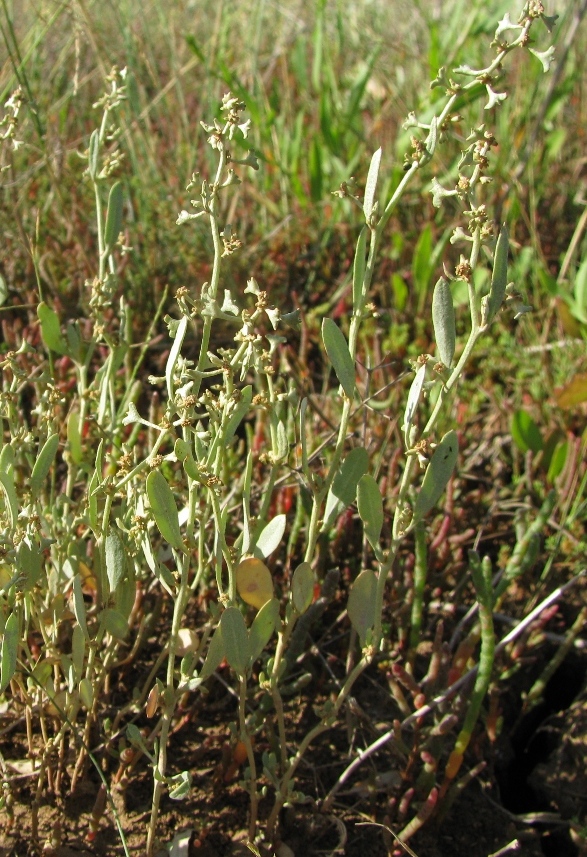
[236,558,273,609]
[78,560,97,594]
[554,297,581,337]
[555,373,587,409]
[0,565,12,589]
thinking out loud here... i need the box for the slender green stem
[304,396,352,564]
[442,554,494,787]
[268,617,298,773]
[146,552,190,857]
[409,522,428,652]
[238,675,259,842]
[266,654,371,842]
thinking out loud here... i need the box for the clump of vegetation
[1,2,586,856]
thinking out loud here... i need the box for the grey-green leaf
[87,468,100,534]
[224,385,252,445]
[88,129,99,179]
[16,539,42,589]
[347,570,377,647]
[100,608,129,640]
[38,302,68,355]
[485,226,509,324]
[0,274,7,307]
[72,624,85,682]
[66,321,83,363]
[0,465,18,529]
[175,438,191,461]
[80,677,94,709]
[403,363,427,447]
[291,562,314,615]
[146,469,183,551]
[168,770,192,800]
[414,430,458,520]
[249,598,279,664]
[322,318,355,399]
[357,474,384,548]
[67,411,82,466]
[114,568,135,621]
[142,535,175,594]
[220,607,250,677]
[72,573,90,640]
[363,147,382,222]
[104,181,124,252]
[274,419,288,462]
[432,278,456,368]
[165,315,188,402]
[30,433,59,496]
[255,514,286,559]
[199,624,225,680]
[0,443,14,479]
[0,611,19,693]
[105,529,126,593]
[422,116,438,164]
[352,227,368,309]
[323,447,369,530]
[126,723,151,756]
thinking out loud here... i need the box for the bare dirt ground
[0,406,585,857]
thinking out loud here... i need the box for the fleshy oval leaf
[291,562,314,615]
[146,469,183,551]
[236,558,274,609]
[363,147,382,222]
[422,116,438,163]
[199,624,225,680]
[165,315,188,403]
[113,565,137,622]
[174,438,192,462]
[72,624,85,683]
[432,277,456,368]
[16,539,42,590]
[168,770,192,801]
[274,419,288,462]
[100,608,129,640]
[30,433,60,497]
[413,430,459,520]
[224,385,253,445]
[105,528,127,596]
[357,474,383,548]
[88,129,99,179]
[403,363,427,447]
[79,677,94,709]
[249,597,280,664]
[0,611,19,693]
[221,607,250,676]
[485,225,509,324]
[38,302,68,355]
[323,447,369,530]
[347,570,377,647]
[72,573,90,641]
[352,227,368,309]
[254,515,286,559]
[67,411,82,466]
[547,440,568,482]
[511,409,543,454]
[0,467,18,528]
[322,318,355,399]
[104,181,124,252]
